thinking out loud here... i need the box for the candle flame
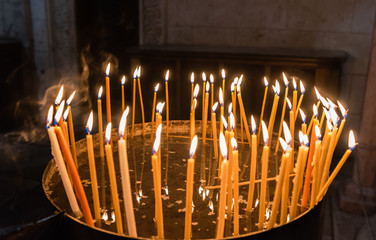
[137,66,141,78]
[286,97,292,110]
[222,115,228,130]
[266,209,270,220]
[121,76,126,85]
[314,87,321,100]
[315,125,321,140]
[105,123,112,144]
[251,115,256,134]
[47,105,53,127]
[54,100,65,123]
[292,77,297,90]
[337,101,347,118]
[210,74,214,84]
[228,103,233,115]
[255,198,259,207]
[327,120,333,132]
[63,108,69,121]
[261,121,269,145]
[231,137,238,150]
[206,81,210,92]
[156,124,162,138]
[329,107,339,125]
[231,82,235,92]
[152,127,161,154]
[212,102,218,112]
[275,80,280,95]
[222,69,226,79]
[154,83,160,92]
[86,111,93,134]
[111,210,115,222]
[238,74,243,86]
[133,68,137,79]
[119,106,129,138]
[202,72,206,81]
[279,137,288,152]
[282,72,289,86]
[105,63,111,76]
[209,200,214,211]
[299,109,306,123]
[348,130,356,150]
[320,96,329,109]
[299,131,304,144]
[282,121,292,145]
[303,134,309,146]
[327,98,337,109]
[102,211,108,221]
[264,76,269,87]
[193,84,200,98]
[165,70,170,81]
[55,85,64,105]
[157,102,165,115]
[229,113,235,131]
[233,77,238,86]
[219,132,228,159]
[98,86,103,99]
[189,135,198,158]
[300,80,305,94]
[191,72,195,83]
[67,90,76,105]
[219,88,224,106]
[313,104,318,117]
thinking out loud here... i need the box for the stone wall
[141,0,376,133]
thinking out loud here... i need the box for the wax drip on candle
[119,106,129,138]
[121,76,126,85]
[55,85,64,105]
[212,102,218,112]
[219,132,228,159]
[251,115,256,134]
[261,121,269,145]
[337,101,348,119]
[219,88,224,106]
[105,123,112,144]
[55,100,65,124]
[282,72,289,87]
[299,109,306,123]
[229,113,235,131]
[86,111,93,134]
[221,115,228,130]
[189,135,198,158]
[282,121,292,146]
[67,90,76,106]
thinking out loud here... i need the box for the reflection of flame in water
[232,198,234,210]
[165,186,169,196]
[216,193,219,202]
[209,200,214,212]
[139,188,143,197]
[136,194,141,204]
[287,214,290,223]
[102,211,108,221]
[111,210,115,223]
[255,198,259,208]
[199,186,203,195]
[266,209,270,220]
[192,202,195,212]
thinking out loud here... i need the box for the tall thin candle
[152,132,164,239]
[257,77,268,143]
[131,68,137,138]
[121,76,126,113]
[211,103,219,159]
[165,70,170,137]
[268,80,280,145]
[97,87,105,159]
[137,66,146,137]
[66,91,78,167]
[295,81,305,121]
[151,83,159,141]
[231,137,239,236]
[105,63,112,135]
[203,82,210,143]
[275,73,289,153]
[246,116,257,213]
[259,121,269,230]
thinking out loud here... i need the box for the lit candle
[287,98,295,169]
[190,85,199,141]
[231,137,239,236]
[237,76,243,142]
[316,120,333,196]
[151,83,159,141]
[290,132,309,220]
[221,69,226,106]
[310,125,322,208]
[335,101,348,146]
[237,85,252,149]
[105,63,112,134]
[219,88,224,168]
[118,107,137,237]
[259,121,269,230]
[268,138,290,229]
[137,66,146,137]
[281,121,292,224]
[131,67,137,138]
[55,85,64,111]
[316,131,356,202]
[165,70,170,138]
[295,80,305,121]
[190,72,194,109]
[307,88,321,135]
[299,109,307,134]
[275,73,289,153]
[85,111,101,225]
[246,116,257,213]
[203,82,210,143]
[66,91,78,167]
[216,132,229,239]
[121,75,126,113]
[211,102,219,159]
[232,77,238,139]
[46,106,82,218]
[202,72,207,132]
[104,123,123,234]
[97,86,105,160]
[267,80,280,145]
[54,102,94,227]
[258,77,269,143]
[184,136,198,240]
[226,113,235,218]
[210,74,214,117]
[292,77,297,117]
[62,108,70,143]
[219,116,229,178]
[152,130,164,239]
[319,97,329,131]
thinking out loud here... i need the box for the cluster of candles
[45,63,356,239]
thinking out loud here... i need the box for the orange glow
[121,76,126,85]
[348,130,356,149]
[212,102,218,112]
[299,109,306,123]
[154,83,160,92]
[105,63,111,76]
[219,87,224,106]
[63,108,69,121]
[292,77,297,90]
[165,70,170,81]
[282,121,292,145]
[286,97,292,110]
[300,80,305,94]
[193,84,200,98]
[264,76,269,87]
[251,115,256,134]
[67,90,76,105]
[119,106,129,138]
[98,86,103,99]
[315,125,321,139]
[279,138,288,152]
[54,100,65,123]
[261,121,269,145]
[210,74,214,84]
[219,132,228,159]
[189,135,198,158]
[105,123,112,144]
[221,69,226,79]
[229,113,235,131]
[221,115,228,130]
[282,72,288,86]
[86,111,93,134]
[231,137,237,150]
[191,72,195,83]
[47,105,53,127]
[202,72,206,81]
[55,85,64,105]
